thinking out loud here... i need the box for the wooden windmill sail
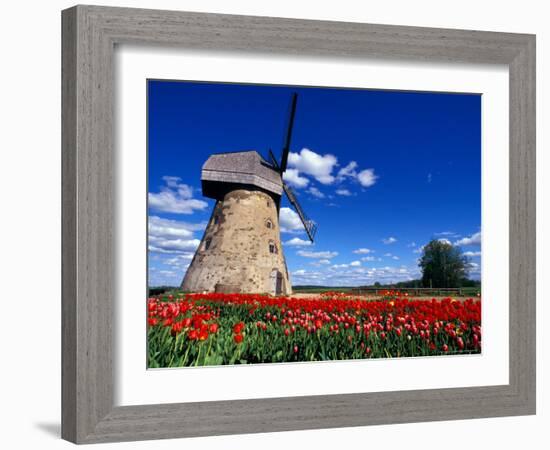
[181,93,316,295]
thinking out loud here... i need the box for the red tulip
[199,329,209,341]
[148,292,481,365]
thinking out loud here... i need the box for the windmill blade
[282,181,317,242]
[279,93,298,174]
[270,125,317,242]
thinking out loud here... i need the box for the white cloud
[284,237,312,247]
[279,207,304,233]
[309,258,332,267]
[149,247,186,255]
[335,188,352,196]
[357,169,378,187]
[158,270,178,277]
[149,244,195,286]
[464,251,482,257]
[361,256,378,262]
[455,231,482,246]
[336,162,378,189]
[287,148,338,185]
[162,176,185,189]
[288,262,422,286]
[382,237,397,244]
[307,264,421,286]
[159,255,193,274]
[467,261,481,279]
[435,231,459,238]
[337,161,358,180]
[148,215,205,255]
[353,248,373,254]
[329,260,362,269]
[407,242,417,248]
[297,250,338,259]
[307,186,325,198]
[468,262,481,277]
[438,238,452,245]
[148,216,206,239]
[383,253,401,259]
[148,236,201,254]
[283,168,309,188]
[427,173,432,183]
[148,176,208,214]
[164,254,194,265]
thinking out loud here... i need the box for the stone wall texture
[181,189,292,295]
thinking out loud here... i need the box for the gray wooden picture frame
[61,5,536,444]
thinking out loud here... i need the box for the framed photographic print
[62,5,536,444]
[145,81,483,368]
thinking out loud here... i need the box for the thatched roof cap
[202,150,283,196]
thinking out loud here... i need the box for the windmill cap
[201,150,283,200]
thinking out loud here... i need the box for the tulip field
[147,292,481,367]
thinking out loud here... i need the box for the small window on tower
[269,242,277,254]
[267,200,271,207]
[213,215,219,224]
[204,239,212,251]
[266,219,273,229]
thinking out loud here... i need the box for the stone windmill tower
[181,94,317,296]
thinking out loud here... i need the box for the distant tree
[460,278,481,288]
[419,240,470,288]
[373,281,381,288]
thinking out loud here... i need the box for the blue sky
[147,80,481,287]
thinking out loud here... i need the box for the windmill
[181,93,317,295]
